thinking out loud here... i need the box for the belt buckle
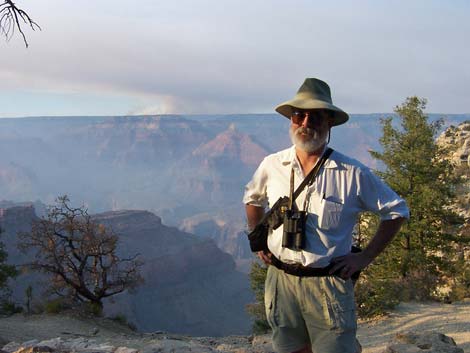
[289,263,304,276]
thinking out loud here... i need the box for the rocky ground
[1,301,470,352]
[358,301,470,352]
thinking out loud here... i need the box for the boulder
[139,339,215,353]
[15,347,54,353]
[384,331,463,353]
[114,348,139,353]
[2,338,116,353]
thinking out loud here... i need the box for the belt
[270,256,336,277]
[270,255,361,279]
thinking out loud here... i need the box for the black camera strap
[291,147,334,203]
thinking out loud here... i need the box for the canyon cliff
[0,206,253,336]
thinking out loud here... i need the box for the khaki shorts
[265,265,359,353]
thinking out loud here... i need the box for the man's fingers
[257,251,272,264]
[330,254,361,276]
[329,261,346,275]
[263,253,272,264]
[341,266,354,280]
[331,255,346,263]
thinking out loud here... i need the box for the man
[243,78,409,353]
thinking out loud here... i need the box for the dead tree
[18,196,143,310]
[0,0,40,47]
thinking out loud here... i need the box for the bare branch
[18,196,143,308]
[0,0,40,47]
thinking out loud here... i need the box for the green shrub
[110,313,137,331]
[0,301,23,315]
[110,313,128,325]
[396,270,442,302]
[44,298,66,314]
[251,318,271,335]
[83,302,103,317]
[246,261,270,334]
[447,256,470,302]
[355,276,400,319]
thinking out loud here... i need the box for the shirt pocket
[319,196,344,231]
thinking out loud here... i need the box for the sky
[1,0,469,117]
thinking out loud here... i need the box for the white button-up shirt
[243,146,409,268]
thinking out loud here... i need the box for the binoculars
[282,209,307,251]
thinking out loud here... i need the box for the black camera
[267,196,290,230]
[282,209,307,251]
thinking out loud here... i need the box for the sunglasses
[290,110,330,125]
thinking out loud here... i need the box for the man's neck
[295,144,327,175]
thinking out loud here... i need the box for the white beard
[289,126,329,153]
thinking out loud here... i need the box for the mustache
[295,127,317,137]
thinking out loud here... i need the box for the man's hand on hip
[257,250,272,265]
[329,252,371,280]
[330,218,406,280]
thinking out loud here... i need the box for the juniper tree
[18,196,143,311]
[358,97,466,307]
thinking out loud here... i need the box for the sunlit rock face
[437,121,470,166]
[436,121,470,217]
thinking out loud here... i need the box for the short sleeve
[243,158,269,208]
[358,167,410,220]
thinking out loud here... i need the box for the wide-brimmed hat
[275,78,349,126]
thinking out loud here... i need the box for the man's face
[289,109,333,153]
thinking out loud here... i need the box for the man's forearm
[245,204,265,231]
[362,217,406,264]
[330,217,406,279]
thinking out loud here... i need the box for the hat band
[296,92,332,104]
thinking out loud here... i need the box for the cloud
[1,0,470,115]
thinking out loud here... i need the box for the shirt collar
[281,145,338,169]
